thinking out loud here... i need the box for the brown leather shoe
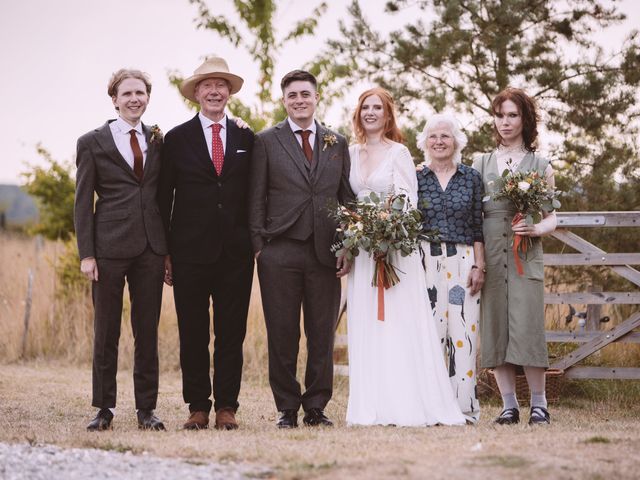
[183,410,209,430]
[215,407,238,430]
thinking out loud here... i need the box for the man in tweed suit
[248,70,354,428]
[75,69,167,431]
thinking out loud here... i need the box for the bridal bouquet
[491,164,561,275]
[331,191,426,320]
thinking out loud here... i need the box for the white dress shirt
[199,112,227,157]
[109,117,147,168]
[288,117,316,151]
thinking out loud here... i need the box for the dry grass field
[2,232,640,479]
[0,232,270,382]
[1,364,640,479]
[3,232,638,372]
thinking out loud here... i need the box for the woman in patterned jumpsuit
[416,113,485,424]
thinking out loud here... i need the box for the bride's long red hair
[352,87,404,145]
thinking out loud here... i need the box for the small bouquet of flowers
[330,191,426,320]
[490,162,561,275]
[149,125,163,144]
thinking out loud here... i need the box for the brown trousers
[91,246,164,410]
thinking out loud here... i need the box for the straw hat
[179,56,244,102]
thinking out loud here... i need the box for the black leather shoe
[276,410,298,429]
[86,408,113,431]
[528,406,551,425]
[137,410,166,431]
[494,407,520,425]
[303,408,333,427]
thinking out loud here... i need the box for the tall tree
[172,0,328,130]
[315,1,639,169]
[314,0,640,285]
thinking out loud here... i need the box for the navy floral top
[417,163,484,245]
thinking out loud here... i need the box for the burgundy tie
[211,123,224,175]
[129,129,143,182]
[296,130,313,163]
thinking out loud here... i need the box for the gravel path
[0,442,271,480]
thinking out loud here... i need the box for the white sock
[531,391,547,409]
[502,392,519,411]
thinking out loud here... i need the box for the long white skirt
[346,249,466,426]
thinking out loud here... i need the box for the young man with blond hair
[75,68,167,431]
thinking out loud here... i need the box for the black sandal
[494,407,520,425]
[528,406,551,425]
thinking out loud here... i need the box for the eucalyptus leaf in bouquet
[329,191,429,320]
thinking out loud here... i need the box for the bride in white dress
[346,87,466,427]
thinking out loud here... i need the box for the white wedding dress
[346,142,466,426]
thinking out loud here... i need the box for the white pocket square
[236,149,247,153]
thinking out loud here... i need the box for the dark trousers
[173,254,253,413]
[92,246,164,410]
[257,237,341,412]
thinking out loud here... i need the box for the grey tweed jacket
[248,119,354,268]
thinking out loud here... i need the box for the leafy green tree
[316,0,639,167]
[21,145,75,241]
[54,233,90,299]
[315,0,640,287]
[21,146,87,297]
[172,0,328,130]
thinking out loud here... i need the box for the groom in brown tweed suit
[248,70,354,428]
[74,69,167,431]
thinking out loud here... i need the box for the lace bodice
[348,142,418,207]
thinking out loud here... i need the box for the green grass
[583,436,611,444]
[475,455,531,469]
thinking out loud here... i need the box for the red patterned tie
[211,123,224,175]
[129,129,143,182]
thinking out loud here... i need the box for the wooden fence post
[586,284,603,331]
[21,268,34,359]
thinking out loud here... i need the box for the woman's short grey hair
[416,112,468,164]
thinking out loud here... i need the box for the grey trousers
[257,237,340,412]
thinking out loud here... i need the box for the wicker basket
[481,368,564,404]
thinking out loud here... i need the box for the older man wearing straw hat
[158,56,255,430]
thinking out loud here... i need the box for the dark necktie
[296,130,313,163]
[211,123,224,175]
[129,129,143,182]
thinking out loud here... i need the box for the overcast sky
[0,0,638,184]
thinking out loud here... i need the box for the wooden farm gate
[334,211,640,379]
[544,211,640,379]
